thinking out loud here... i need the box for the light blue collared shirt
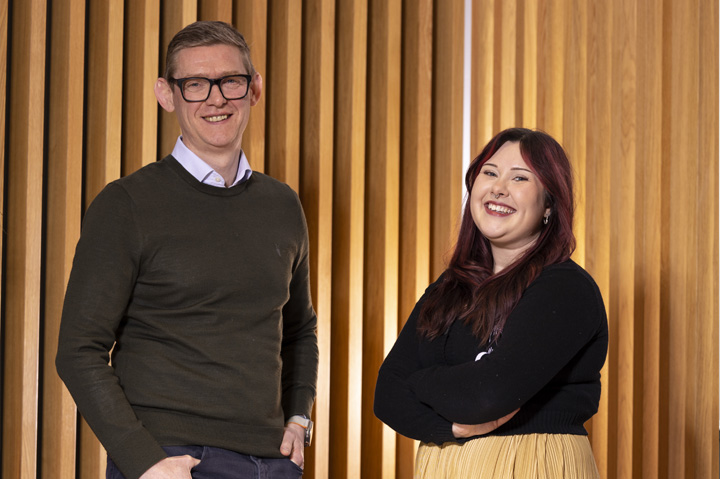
[171,137,253,187]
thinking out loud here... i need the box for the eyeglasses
[170,74,252,102]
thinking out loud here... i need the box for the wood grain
[330,1,367,478]
[42,1,86,478]
[300,0,336,476]
[3,0,46,477]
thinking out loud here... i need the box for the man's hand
[280,422,306,469]
[138,455,200,479]
[452,408,520,438]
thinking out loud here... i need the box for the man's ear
[155,78,176,112]
[249,73,263,107]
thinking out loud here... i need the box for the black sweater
[374,260,608,445]
[56,157,318,479]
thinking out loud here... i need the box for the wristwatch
[287,414,313,447]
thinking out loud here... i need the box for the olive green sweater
[56,157,318,479]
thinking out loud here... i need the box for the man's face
[156,44,262,160]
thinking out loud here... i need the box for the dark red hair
[418,128,576,343]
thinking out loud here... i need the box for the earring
[543,215,549,225]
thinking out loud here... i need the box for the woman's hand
[452,408,520,438]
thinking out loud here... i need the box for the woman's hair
[417,128,576,343]
[164,21,256,80]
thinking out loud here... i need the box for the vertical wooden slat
[658,3,674,478]
[519,0,538,128]
[42,2,86,478]
[158,0,196,159]
[330,1,367,478]
[430,0,464,279]
[637,0,663,477]
[234,0,268,173]
[495,0,516,130]
[397,0,433,477]
[675,2,700,479]
[363,1,402,477]
[199,0,233,22]
[122,0,160,175]
[697,2,720,478]
[585,1,612,476]
[667,0,698,477]
[85,0,124,204]
[0,0,7,341]
[536,0,565,139]
[81,2,125,476]
[609,2,637,478]
[562,1,587,266]
[300,0,335,477]
[2,0,46,478]
[470,0,494,156]
[266,0,302,190]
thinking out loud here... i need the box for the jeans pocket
[288,458,304,477]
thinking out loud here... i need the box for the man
[56,21,318,479]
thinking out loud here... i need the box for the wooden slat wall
[0,1,717,479]
[469,2,719,479]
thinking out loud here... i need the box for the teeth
[487,203,515,214]
[205,114,228,122]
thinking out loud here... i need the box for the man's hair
[164,21,255,80]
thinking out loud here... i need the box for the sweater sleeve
[280,192,319,419]
[408,266,607,425]
[373,278,456,444]
[55,184,167,479]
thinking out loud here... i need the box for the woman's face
[470,141,550,261]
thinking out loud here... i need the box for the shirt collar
[171,136,253,187]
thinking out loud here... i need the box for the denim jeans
[106,445,303,479]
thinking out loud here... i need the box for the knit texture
[374,260,608,446]
[57,157,318,479]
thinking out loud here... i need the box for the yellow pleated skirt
[415,434,599,479]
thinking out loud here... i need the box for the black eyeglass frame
[170,74,253,102]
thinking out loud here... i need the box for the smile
[204,114,229,122]
[485,202,516,215]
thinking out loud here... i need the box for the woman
[374,128,608,478]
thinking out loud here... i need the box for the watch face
[305,420,313,447]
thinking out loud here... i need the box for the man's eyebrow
[177,71,247,78]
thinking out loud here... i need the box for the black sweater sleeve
[407,265,607,425]
[373,278,456,444]
[280,189,319,419]
[55,183,167,479]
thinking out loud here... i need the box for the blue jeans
[106,445,303,479]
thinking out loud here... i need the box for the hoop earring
[543,215,549,225]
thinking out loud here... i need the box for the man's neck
[186,142,242,187]
[203,153,241,187]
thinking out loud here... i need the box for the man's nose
[206,84,226,105]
